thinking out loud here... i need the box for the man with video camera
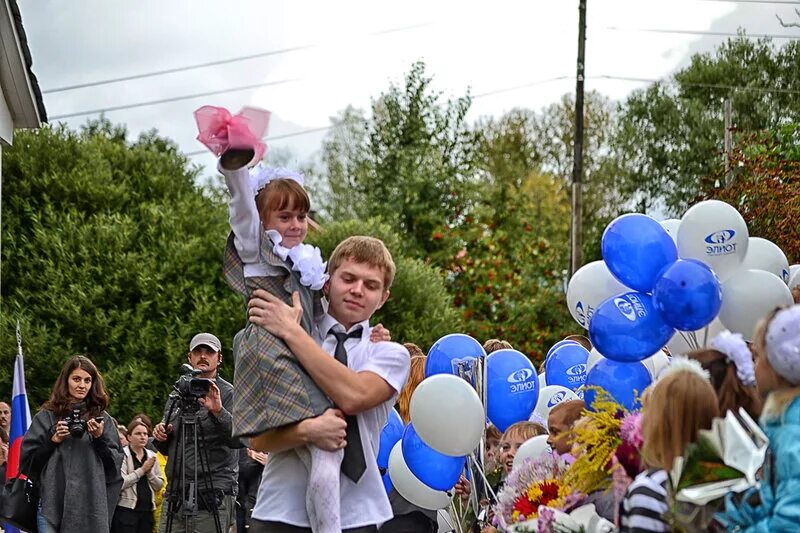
[153,332,241,533]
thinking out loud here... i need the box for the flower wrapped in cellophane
[665,408,768,532]
[493,453,585,529]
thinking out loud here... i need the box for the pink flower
[620,412,643,448]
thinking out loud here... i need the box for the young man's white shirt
[252,313,410,529]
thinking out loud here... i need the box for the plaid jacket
[224,232,330,438]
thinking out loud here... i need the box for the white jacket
[117,446,164,510]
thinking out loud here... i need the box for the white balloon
[532,385,580,423]
[586,348,604,371]
[410,374,485,456]
[538,372,547,389]
[790,265,800,290]
[740,237,790,284]
[566,261,630,329]
[512,435,552,471]
[719,269,794,340]
[641,351,670,380]
[665,318,725,356]
[677,200,749,281]
[660,218,681,243]
[388,442,451,510]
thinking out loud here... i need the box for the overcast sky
[18,0,800,178]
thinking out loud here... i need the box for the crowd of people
[8,107,800,533]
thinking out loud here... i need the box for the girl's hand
[370,324,391,343]
[87,417,105,439]
[52,420,70,443]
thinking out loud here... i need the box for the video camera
[173,363,212,400]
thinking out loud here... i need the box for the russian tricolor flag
[6,340,31,533]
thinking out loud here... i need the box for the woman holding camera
[20,355,124,532]
[112,416,164,533]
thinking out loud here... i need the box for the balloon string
[438,509,456,533]
[678,331,694,353]
[469,454,499,504]
[450,499,464,533]
[703,325,710,348]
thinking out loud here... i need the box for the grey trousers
[157,494,235,533]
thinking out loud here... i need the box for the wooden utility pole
[570,0,587,277]
[724,98,733,187]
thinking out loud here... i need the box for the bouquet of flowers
[493,453,584,529]
[665,408,768,532]
[563,388,644,496]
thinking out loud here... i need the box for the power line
[49,78,302,120]
[41,22,432,94]
[604,26,800,39]
[179,74,800,156]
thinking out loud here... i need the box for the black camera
[174,364,212,400]
[63,404,87,439]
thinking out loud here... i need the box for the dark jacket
[21,409,123,532]
[154,375,241,494]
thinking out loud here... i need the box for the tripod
[162,393,223,533]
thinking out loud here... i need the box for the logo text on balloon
[704,229,738,256]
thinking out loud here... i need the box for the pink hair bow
[194,105,271,166]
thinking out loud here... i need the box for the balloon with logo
[719,269,794,340]
[425,334,485,378]
[512,435,552,471]
[586,348,604,371]
[410,374,485,457]
[666,317,725,356]
[584,358,652,412]
[546,339,580,361]
[566,260,631,329]
[790,265,800,290]
[589,292,675,362]
[660,218,681,244]
[401,424,465,491]
[677,199,749,282]
[652,259,722,331]
[601,213,678,292]
[532,385,580,422]
[377,408,404,470]
[545,344,589,392]
[486,349,539,432]
[387,442,451,510]
[740,237,790,284]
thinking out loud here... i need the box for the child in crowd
[720,305,800,531]
[497,421,548,477]
[195,105,380,532]
[395,344,426,424]
[485,425,502,473]
[688,330,762,419]
[620,362,719,532]
[483,339,514,354]
[547,399,585,456]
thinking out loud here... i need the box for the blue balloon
[653,259,722,331]
[382,472,393,495]
[377,409,404,470]
[545,340,580,361]
[602,214,678,292]
[589,292,675,362]
[486,349,539,432]
[425,334,486,378]
[401,424,465,491]
[584,358,652,412]
[545,344,589,392]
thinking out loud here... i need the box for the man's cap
[189,332,222,353]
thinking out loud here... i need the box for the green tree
[0,121,242,423]
[306,218,461,348]
[317,62,478,260]
[615,36,800,214]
